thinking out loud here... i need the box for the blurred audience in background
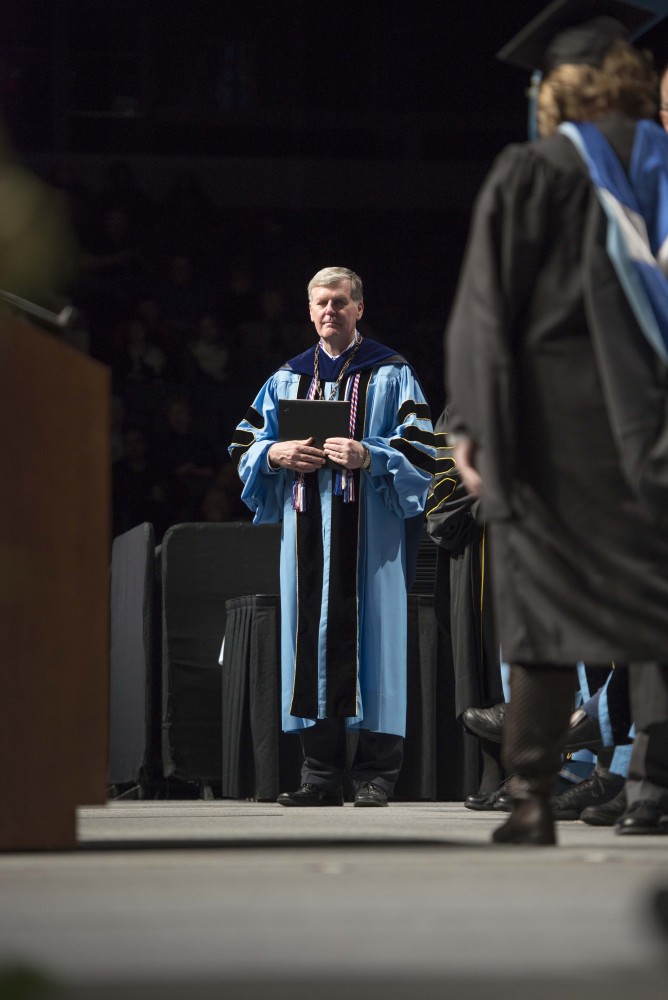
[4,147,442,543]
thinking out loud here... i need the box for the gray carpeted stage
[1,800,667,999]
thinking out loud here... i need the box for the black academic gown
[427,411,503,717]
[446,114,668,667]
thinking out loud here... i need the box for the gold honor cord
[312,334,363,400]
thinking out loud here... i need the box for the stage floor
[1,800,667,999]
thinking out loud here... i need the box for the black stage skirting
[221,592,472,801]
[110,522,480,799]
[160,522,281,783]
[109,522,155,786]
[221,595,302,800]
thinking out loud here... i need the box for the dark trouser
[300,717,403,795]
[479,738,504,793]
[626,662,668,806]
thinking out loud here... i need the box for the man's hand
[454,439,483,497]
[323,436,367,469]
[267,438,326,472]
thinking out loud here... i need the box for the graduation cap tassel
[333,468,356,502]
[292,474,306,513]
[528,69,542,141]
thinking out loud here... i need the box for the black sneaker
[551,769,625,820]
[580,786,626,826]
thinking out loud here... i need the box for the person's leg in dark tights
[493,664,576,845]
[478,738,504,794]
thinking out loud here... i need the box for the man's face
[661,74,668,132]
[308,281,363,353]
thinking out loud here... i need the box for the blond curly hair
[537,41,658,137]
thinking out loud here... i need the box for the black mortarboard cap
[497,0,668,73]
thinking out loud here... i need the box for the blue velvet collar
[282,336,407,381]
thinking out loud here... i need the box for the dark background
[0,1,555,379]
[2,0,667,534]
[3,2,668,370]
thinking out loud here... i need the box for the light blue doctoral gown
[229,356,434,737]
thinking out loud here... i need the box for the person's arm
[360,363,436,518]
[228,377,289,522]
[426,409,482,553]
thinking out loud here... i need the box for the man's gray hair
[307,267,363,303]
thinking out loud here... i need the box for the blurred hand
[454,439,483,497]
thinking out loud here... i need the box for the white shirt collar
[318,330,360,359]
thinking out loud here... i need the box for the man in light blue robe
[229,266,434,806]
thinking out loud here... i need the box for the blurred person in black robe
[427,410,507,808]
[446,1,668,844]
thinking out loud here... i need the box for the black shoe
[551,769,625,820]
[464,790,495,810]
[562,708,604,754]
[462,703,507,743]
[353,781,389,807]
[616,799,668,835]
[580,786,627,826]
[493,781,513,812]
[276,783,344,807]
[492,795,556,846]
[465,782,503,811]
[465,776,513,811]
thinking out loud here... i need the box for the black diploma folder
[278,398,351,468]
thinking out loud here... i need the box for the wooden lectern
[0,315,110,850]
